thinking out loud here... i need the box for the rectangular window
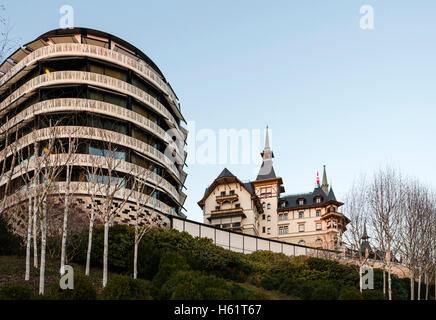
[284,226,288,234]
[220,191,226,196]
[89,146,126,161]
[299,211,304,219]
[229,190,235,195]
[262,227,265,233]
[316,210,321,217]
[235,203,240,208]
[316,223,322,230]
[267,228,271,234]
[299,224,305,232]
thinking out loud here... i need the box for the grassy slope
[0,255,296,299]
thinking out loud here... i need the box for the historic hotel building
[198,127,349,250]
[0,28,187,232]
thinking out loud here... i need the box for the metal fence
[168,215,341,259]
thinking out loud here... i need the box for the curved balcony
[0,71,185,141]
[0,153,184,206]
[0,126,186,184]
[0,43,181,117]
[0,98,186,165]
[3,181,176,216]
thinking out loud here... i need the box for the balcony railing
[215,193,239,202]
[0,71,185,142]
[4,181,176,216]
[0,98,185,165]
[0,126,186,184]
[0,43,180,114]
[0,153,184,206]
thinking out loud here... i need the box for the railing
[0,126,186,184]
[0,153,183,206]
[169,216,342,259]
[0,71,186,142]
[4,181,177,216]
[0,98,185,165]
[0,43,180,112]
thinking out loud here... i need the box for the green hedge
[0,282,34,300]
[100,275,152,300]
[0,214,24,256]
[48,272,97,300]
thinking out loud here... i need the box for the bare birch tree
[368,167,403,300]
[342,174,372,292]
[130,165,165,279]
[90,132,134,287]
[59,134,79,275]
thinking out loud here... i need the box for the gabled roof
[278,186,343,210]
[216,168,235,179]
[197,168,260,210]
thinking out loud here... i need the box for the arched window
[315,239,323,245]
[298,240,305,246]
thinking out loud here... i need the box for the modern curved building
[0,28,187,232]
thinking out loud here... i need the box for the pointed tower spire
[361,222,369,240]
[321,165,329,194]
[256,125,276,180]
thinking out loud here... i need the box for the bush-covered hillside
[0,216,431,300]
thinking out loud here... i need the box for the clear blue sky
[2,0,436,222]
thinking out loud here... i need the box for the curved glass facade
[0,28,187,231]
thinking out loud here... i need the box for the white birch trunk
[102,220,109,287]
[410,268,414,300]
[32,196,38,268]
[388,263,392,300]
[60,162,71,274]
[133,238,138,279]
[85,208,95,276]
[25,191,33,281]
[425,273,429,300]
[39,196,47,295]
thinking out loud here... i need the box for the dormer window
[298,199,304,205]
[281,202,286,208]
[315,197,321,204]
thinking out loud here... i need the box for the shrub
[338,287,363,300]
[150,250,190,298]
[0,282,34,300]
[279,279,315,300]
[362,289,385,300]
[100,275,152,300]
[159,270,236,300]
[311,282,339,300]
[0,214,24,256]
[48,273,96,300]
[89,225,135,272]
